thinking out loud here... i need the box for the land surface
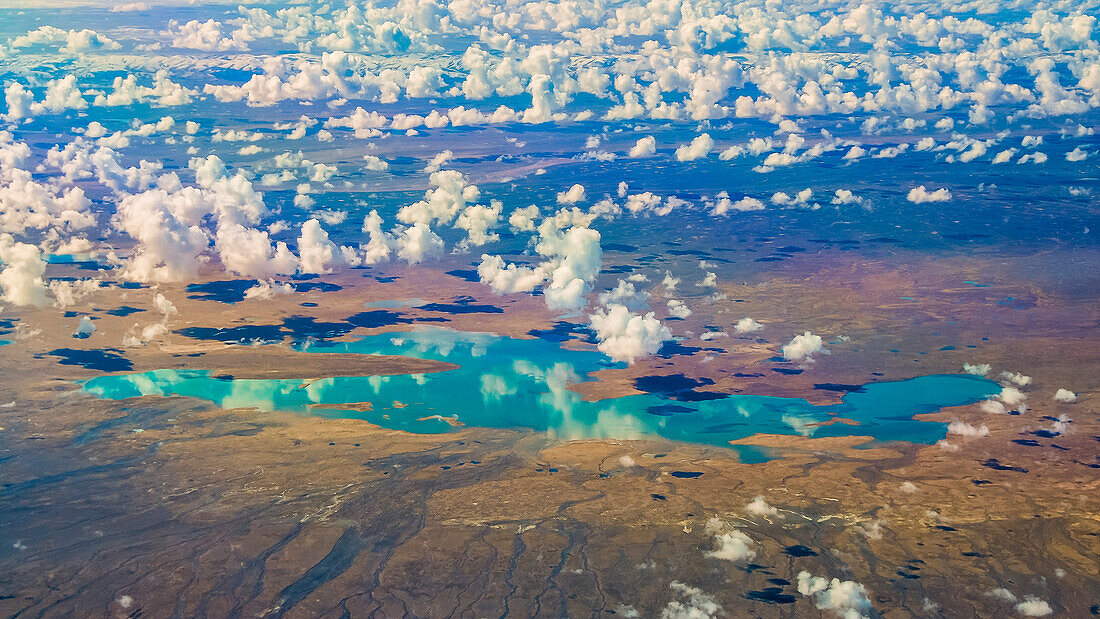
[0,250,1097,617]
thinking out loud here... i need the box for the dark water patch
[48,348,132,372]
[651,493,666,501]
[293,281,341,294]
[1012,439,1041,447]
[1030,429,1059,438]
[656,341,708,358]
[669,471,703,479]
[601,264,634,274]
[1051,444,1069,450]
[283,316,356,340]
[971,479,992,485]
[768,578,790,586]
[419,297,504,314]
[962,551,983,557]
[104,306,145,317]
[745,588,796,604]
[755,256,786,262]
[784,545,817,557]
[897,569,920,580]
[374,276,399,283]
[177,324,284,344]
[186,279,258,303]
[934,525,957,532]
[635,373,714,393]
[301,302,318,307]
[981,458,1028,473]
[667,249,709,256]
[814,383,867,393]
[635,374,725,402]
[345,310,414,329]
[446,269,480,282]
[773,368,804,375]
[742,563,772,574]
[734,372,764,377]
[528,321,595,343]
[776,245,805,253]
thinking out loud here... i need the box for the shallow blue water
[82,328,1000,455]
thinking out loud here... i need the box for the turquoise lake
[82,328,1000,459]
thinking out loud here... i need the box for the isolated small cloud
[1053,388,1077,403]
[907,185,951,203]
[734,317,763,334]
[782,331,826,362]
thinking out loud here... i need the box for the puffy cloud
[422,150,454,173]
[999,371,1031,386]
[667,299,691,319]
[598,279,649,311]
[1015,596,1053,616]
[31,76,87,114]
[215,223,297,278]
[324,108,387,138]
[170,19,250,51]
[947,420,990,437]
[455,200,502,248]
[963,363,990,376]
[907,185,951,203]
[11,26,120,54]
[782,331,826,362]
[244,280,294,300]
[629,136,656,157]
[114,189,210,282]
[73,316,95,338]
[714,194,764,214]
[831,189,863,205]
[297,218,338,274]
[4,83,34,120]
[396,222,444,264]
[49,277,100,308]
[588,304,671,364]
[797,572,874,619]
[1053,388,1077,403]
[363,155,389,172]
[398,170,480,226]
[734,317,763,334]
[744,495,779,517]
[556,184,586,204]
[662,582,720,619]
[675,133,714,162]
[0,234,47,306]
[705,526,756,563]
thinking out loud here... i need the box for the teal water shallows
[82,328,1000,454]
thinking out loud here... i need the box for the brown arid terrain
[0,249,1097,617]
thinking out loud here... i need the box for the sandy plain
[0,247,1097,617]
